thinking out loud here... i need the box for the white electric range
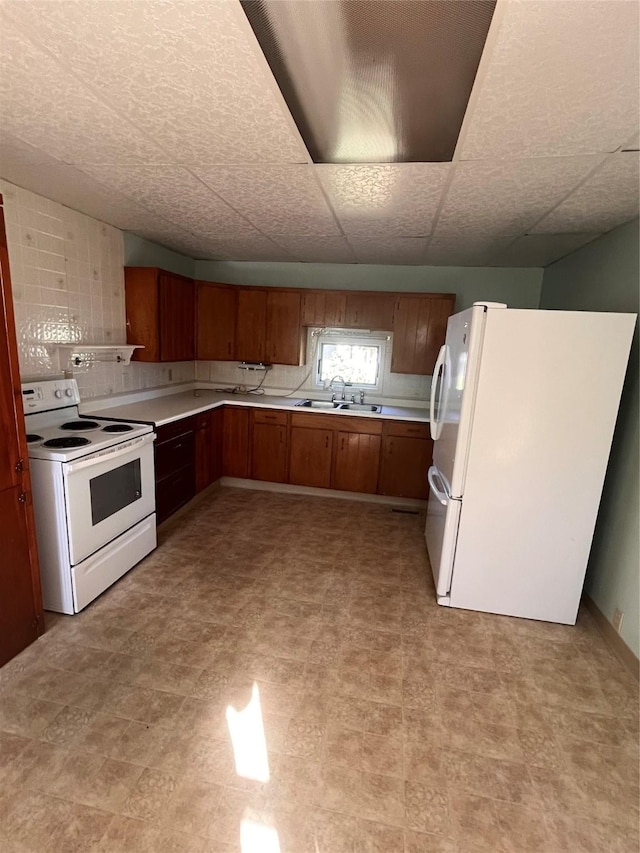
[22,378,157,614]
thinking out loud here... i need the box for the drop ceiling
[0,0,638,268]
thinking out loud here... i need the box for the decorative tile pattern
[0,486,637,852]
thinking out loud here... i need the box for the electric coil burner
[102,423,134,433]
[44,436,91,449]
[60,420,100,431]
[26,434,43,443]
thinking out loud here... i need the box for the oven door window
[90,459,142,526]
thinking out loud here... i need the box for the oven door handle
[64,432,155,473]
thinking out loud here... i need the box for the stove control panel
[21,379,80,412]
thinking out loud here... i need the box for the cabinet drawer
[290,412,382,434]
[155,416,197,444]
[155,430,195,480]
[253,409,288,426]
[383,420,430,439]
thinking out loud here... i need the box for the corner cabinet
[125,267,195,362]
[196,282,236,361]
[236,288,305,366]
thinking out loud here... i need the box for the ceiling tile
[271,236,356,264]
[434,156,602,236]
[194,166,340,236]
[460,0,639,159]
[532,154,640,234]
[347,236,429,265]
[317,164,450,235]
[491,233,601,267]
[1,0,308,165]
[0,18,166,165]
[425,234,513,266]
[187,235,294,262]
[76,166,257,237]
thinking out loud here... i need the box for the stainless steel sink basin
[337,403,382,413]
[295,399,339,409]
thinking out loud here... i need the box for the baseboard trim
[220,477,426,510]
[583,594,639,681]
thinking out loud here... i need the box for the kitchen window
[314,332,386,390]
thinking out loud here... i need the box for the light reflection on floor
[240,812,282,853]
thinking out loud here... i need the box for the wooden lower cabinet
[251,411,288,483]
[289,426,333,488]
[333,432,381,494]
[378,427,433,500]
[222,407,250,478]
[155,418,196,524]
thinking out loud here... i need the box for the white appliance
[425,302,636,624]
[22,378,157,614]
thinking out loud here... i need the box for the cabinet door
[301,291,346,327]
[222,407,251,478]
[236,289,267,363]
[289,427,333,488]
[251,422,288,482]
[378,435,432,499]
[195,412,212,492]
[266,290,303,365]
[159,273,195,361]
[196,283,237,361]
[345,293,394,330]
[391,295,455,375]
[333,432,381,494]
[210,407,224,483]
[124,268,160,362]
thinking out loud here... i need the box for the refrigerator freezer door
[425,465,461,599]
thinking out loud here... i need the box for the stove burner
[102,424,134,433]
[26,433,43,443]
[60,420,100,431]
[43,436,91,449]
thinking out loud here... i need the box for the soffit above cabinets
[0,0,638,268]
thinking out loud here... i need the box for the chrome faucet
[359,389,365,404]
[329,375,346,402]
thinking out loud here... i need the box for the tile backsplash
[2,179,194,398]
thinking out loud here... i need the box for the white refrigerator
[425,302,636,624]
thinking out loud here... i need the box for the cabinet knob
[324,436,329,449]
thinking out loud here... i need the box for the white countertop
[83,388,429,427]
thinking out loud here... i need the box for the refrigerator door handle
[428,465,449,506]
[430,345,447,440]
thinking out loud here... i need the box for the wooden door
[124,268,161,362]
[222,406,251,478]
[251,422,288,482]
[209,407,224,483]
[266,290,303,365]
[159,273,195,362]
[236,289,267,363]
[378,436,432,499]
[301,291,347,327]
[392,295,455,375]
[0,195,43,666]
[289,427,333,488]
[196,282,237,361]
[195,412,212,492]
[333,432,381,494]
[345,293,394,330]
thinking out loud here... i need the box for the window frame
[313,331,387,391]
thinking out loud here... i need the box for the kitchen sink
[337,403,382,413]
[295,399,340,409]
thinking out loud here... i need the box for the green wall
[540,218,639,658]
[123,233,195,278]
[194,261,543,311]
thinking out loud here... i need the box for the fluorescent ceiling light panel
[241,0,496,163]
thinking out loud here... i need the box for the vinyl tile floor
[0,487,638,853]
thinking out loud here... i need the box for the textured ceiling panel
[435,157,602,236]
[347,236,428,265]
[532,154,640,234]
[425,234,513,266]
[0,18,166,165]
[272,236,356,264]
[194,166,339,236]
[317,164,450,236]
[492,233,600,267]
[185,235,294,262]
[0,0,308,165]
[460,0,640,159]
[76,166,257,237]
[242,0,495,163]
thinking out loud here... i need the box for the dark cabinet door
[159,273,195,362]
[197,282,237,361]
[332,432,381,494]
[236,289,267,363]
[222,407,251,478]
[378,435,432,499]
[391,295,455,375]
[209,407,224,484]
[195,412,213,493]
[0,195,43,666]
[266,290,303,366]
[251,422,288,482]
[345,293,394,330]
[289,427,333,488]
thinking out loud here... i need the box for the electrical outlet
[612,608,624,634]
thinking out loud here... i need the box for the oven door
[63,432,156,565]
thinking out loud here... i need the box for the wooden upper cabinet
[391,294,456,375]
[301,291,347,327]
[345,293,395,330]
[125,267,195,362]
[266,290,304,366]
[196,282,237,361]
[236,288,267,363]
